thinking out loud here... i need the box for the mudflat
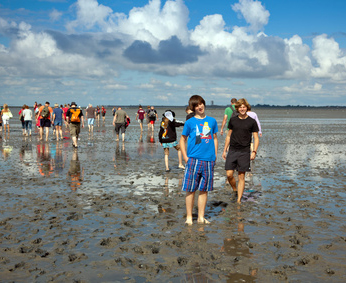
[0,107,345,282]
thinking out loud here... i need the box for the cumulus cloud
[123,36,203,64]
[232,0,270,32]
[50,9,63,22]
[0,0,346,105]
[311,34,346,81]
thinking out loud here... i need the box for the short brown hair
[235,98,251,112]
[188,95,205,111]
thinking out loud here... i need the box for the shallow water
[0,107,346,282]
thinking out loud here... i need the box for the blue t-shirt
[53,108,64,122]
[182,116,218,161]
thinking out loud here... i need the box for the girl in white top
[1,103,12,135]
[23,105,33,136]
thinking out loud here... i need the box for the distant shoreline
[7,104,346,109]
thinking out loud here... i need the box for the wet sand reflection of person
[137,132,144,156]
[67,150,84,191]
[114,142,130,169]
[37,143,54,177]
[221,207,257,281]
[19,142,33,166]
[1,145,13,161]
[52,143,66,177]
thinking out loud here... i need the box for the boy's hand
[222,151,227,160]
[250,151,256,160]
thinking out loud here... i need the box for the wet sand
[0,107,346,282]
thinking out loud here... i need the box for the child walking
[179,95,218,225]
[158,110,185,172]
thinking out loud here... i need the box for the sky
[0,0,346,106]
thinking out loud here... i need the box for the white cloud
[232,0,270,32]
[139,83,154,89]
[50,9,63,22]
[104,84,128,90]
[0,0,345,105]
[311,34,346,81]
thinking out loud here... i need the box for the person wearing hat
[52,103,64,141]
[158,110,185,172]
[66,102,84,148]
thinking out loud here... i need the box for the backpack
[148,109,156,118]
[70,108,81,123]
[230,105,238,119]
[41,106,50,118]
[125,117,131,128]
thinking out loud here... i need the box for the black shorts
[40,118,51,128]
[225,150,251,172]
[114,123,126,134]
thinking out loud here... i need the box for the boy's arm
[213,133,218,161]
[251,132,259,160]
[222,129,232,160]
[179,135,188,163]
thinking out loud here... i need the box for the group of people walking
[166,95,261,225]
[1,97,261,224]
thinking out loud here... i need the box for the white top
[247,111,262,135]
[23,109,32,121]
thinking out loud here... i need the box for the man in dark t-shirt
[222,98,259,203]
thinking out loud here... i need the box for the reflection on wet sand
[114,142,130,168]
[222,207,257,282]
[1,145,13,160]
[51,143,67,177]
[37,143,54,177]
[67,150,84,191]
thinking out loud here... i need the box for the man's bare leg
[226,170,237,192]
[237,172,246,203]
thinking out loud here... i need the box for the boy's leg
[226,170,237,192]
[197,191,209,224]
[185,192,195,225]
[164,149,169,171]
[237,172,246,203]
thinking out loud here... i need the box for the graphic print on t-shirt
[195,122,212,145]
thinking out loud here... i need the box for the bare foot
[197,218,210,224]
[185,219,193,225]
[178,164,185,169]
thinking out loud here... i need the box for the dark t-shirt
[86,107,95,119]
[228,116,259,152]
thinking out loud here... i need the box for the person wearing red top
[101,106,106,123]
[19,105,26,135]
[62,104,69,128]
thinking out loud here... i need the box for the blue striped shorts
[182,158,215,192]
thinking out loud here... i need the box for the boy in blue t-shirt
[179,95,218,225]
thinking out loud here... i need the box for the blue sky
[0,0,346,106]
